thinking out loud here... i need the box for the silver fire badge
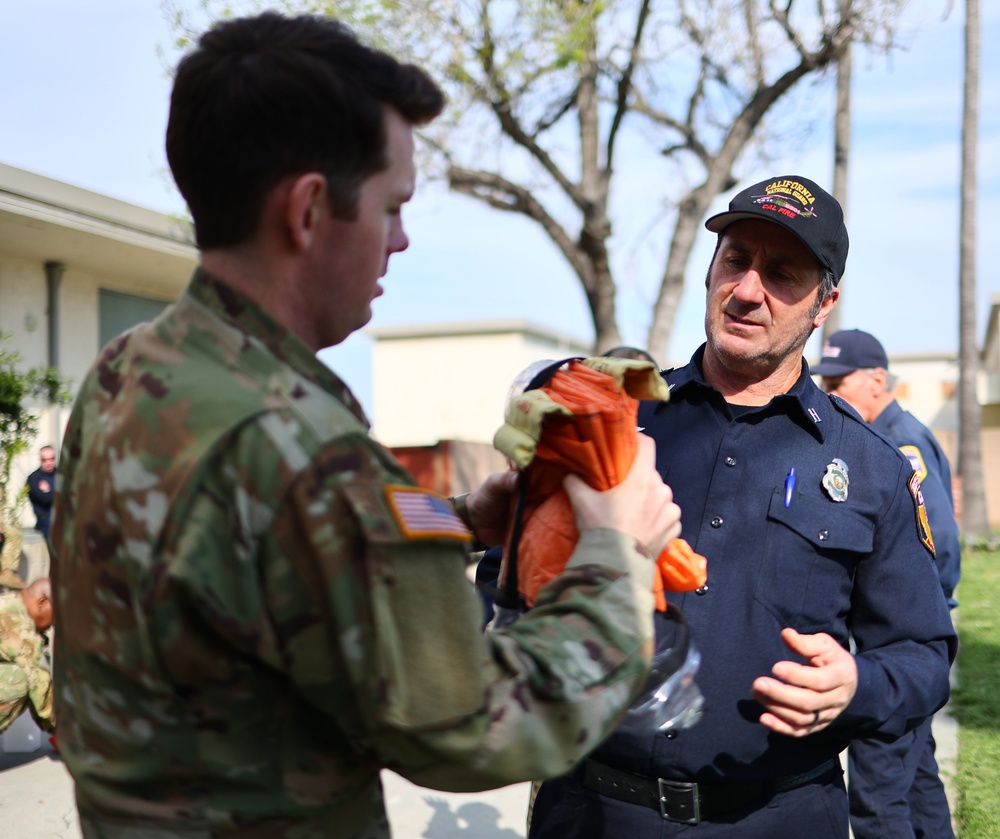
[822,458,849,502]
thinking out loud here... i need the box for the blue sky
[2,1,998,414]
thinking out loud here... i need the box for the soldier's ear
[285,173,328,252]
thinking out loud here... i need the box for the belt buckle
[658,778,701,824]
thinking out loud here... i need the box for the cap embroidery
[751,180,819,221]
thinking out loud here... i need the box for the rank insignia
[822,458,849,502]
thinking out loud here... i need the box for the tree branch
[532,87,579,137]
[447,165,594,290]
[745,0,766,84]
[606,0,652,169]
[474,0,589,210]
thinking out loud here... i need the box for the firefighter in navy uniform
[528,176,957,839]
[816,328,958,839]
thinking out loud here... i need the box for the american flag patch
[385,485,473,542]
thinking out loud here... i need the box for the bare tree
[823,0,854,341]
[957,0,989,537]
[167,1,906,360]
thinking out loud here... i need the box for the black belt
[581,757,841,824]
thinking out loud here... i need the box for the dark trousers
[849,717,954,839]
[529,764,848,838]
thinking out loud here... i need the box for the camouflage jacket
[0,592,54,730]
[51,269,655,838]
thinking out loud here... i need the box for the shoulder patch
[908,472,936,556]
[385,485,473,543]
[900,445,928,483]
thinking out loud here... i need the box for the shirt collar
[871,397,903,432]
[658,343,832,442]
[186,268,370,430]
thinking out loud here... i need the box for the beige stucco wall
[371,321,591,447]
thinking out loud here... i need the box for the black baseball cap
[811,329,888,377]
[705,175,849,284]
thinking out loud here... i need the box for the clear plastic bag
[486,604,523,631]
[619,605,705,733]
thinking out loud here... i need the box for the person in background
[26,446,56,540]
[0,578,54,735]
[0,497,25,591]
[815,328,958,839]
[602,346,659,367]
[0,517,24,590]
[50,12,682,839]
[528,175,957,838]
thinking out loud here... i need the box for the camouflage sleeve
[260,435,656,791]
[151,412,654,793]
[404,528,657,791]
[0,605,54,730]
[25,658,54,732]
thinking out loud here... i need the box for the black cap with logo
[705,175,849,284]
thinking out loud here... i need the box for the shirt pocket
[755,489,874,635]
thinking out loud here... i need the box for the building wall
[1,252,188,515]
[889,354,959,432]
[0,164,196,522]
[391,440,507,496]
[371,323,590,447]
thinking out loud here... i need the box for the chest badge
[822,458,849,502]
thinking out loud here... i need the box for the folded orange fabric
[493,358,707,608]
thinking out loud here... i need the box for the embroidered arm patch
[385,485,473,542]
[908,472,936,556]
[900,445,928,483]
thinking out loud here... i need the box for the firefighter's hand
[565,435,681,557]
[464,471,519,547]
[752,628,858,737]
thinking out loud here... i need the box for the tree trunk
[958,0,990,537]
[576,30,619,353]
[823,9,853,341]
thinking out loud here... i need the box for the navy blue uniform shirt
[873,399,960,607]
[592,347,957,784]
[27,467,55,537]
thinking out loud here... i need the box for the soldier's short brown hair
[167,12,445,249]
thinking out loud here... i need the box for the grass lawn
[952,548,1000,837]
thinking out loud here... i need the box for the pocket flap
[767,489,874,553]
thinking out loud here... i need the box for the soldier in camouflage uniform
[0,503,26,589]
[50,13,683,839]
[0,578,54,733]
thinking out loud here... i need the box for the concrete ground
[0,704,957,839]
[0,739,532,839]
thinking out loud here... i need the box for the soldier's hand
[751,628,858,737]
[464,471,519,547]
[565,435,681,557]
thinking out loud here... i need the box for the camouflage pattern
[51,269,656,838]
[0,591,54,733]
[0,508,24,579]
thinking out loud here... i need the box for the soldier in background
[0,504,25,591]
[50,12,681,839]
[0,578,54,735]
